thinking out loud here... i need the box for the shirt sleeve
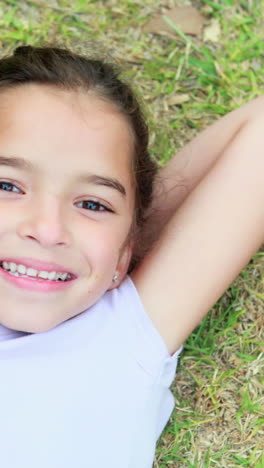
[110,275,183,379]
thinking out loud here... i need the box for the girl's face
[0,84,135,333]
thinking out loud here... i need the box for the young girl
[0,45,263,468]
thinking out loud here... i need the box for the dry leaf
[167,94,190,106]
[142,6,205,37]
[203,18,221,43]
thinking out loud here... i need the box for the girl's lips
[0,264,76,293]
[0,257,77,277]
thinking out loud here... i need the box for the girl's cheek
[80,228,122,261]
[0,207,16,228]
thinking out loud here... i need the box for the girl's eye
[0,182,113,213]
[75,200,113,212]
[0,181,21,193]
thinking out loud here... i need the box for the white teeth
[26,267,38,277]
[38,271,49,280]
[17,264,27,275]
[1,261,72,281]
[10,262,17,273]
[48,271,56,281]
[57,272,68,281]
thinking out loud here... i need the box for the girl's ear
[107,242,133,290]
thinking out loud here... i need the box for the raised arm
[131,96,264,354]
[136,96,264,259]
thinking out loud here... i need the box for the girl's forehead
[0,85,134,153]
[0,84,135,188]
[1,84,133,139]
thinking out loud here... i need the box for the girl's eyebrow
[0,155,126,198]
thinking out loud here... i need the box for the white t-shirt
[0,275,182,468]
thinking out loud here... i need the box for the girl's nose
[17,199,72,248]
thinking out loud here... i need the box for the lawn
[0,0,263,466]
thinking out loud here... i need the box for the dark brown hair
[0,45,159,271]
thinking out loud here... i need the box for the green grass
[0,0,263,466]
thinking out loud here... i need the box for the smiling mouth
[0,261,73,282]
